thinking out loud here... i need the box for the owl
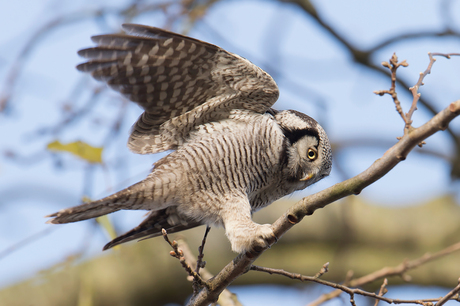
[47,24,332,253]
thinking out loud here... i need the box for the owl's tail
[46,180,156,224]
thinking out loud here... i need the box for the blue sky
[0,0,459,298]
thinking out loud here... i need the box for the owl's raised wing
[77,24,279,154]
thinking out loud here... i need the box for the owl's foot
[226,223,277,254]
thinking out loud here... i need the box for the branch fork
[374,52,460,143]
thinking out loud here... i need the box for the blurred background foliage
[0,0,459,305]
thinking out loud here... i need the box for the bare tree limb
[250,265,458,306]
[374,52,460,137]
[187,99,460,305]
[308,240,460,306]
[283,0,460,146]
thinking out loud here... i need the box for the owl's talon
[227,223,275,253]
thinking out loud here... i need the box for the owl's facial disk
[275,109,332,185]
[288,135,325,183]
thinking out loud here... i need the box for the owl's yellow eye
[307,148,317,160]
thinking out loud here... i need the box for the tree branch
[309,240,460,306]
[283,0,460,146]
[250,265,459,306]
[188,100,460,305]
[162,229,209,289]
[176,239,243,306]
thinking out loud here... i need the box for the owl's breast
[173,114,284,190]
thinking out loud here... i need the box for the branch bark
[187,99,460,306]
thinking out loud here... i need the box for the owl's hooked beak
[299,173,314,182]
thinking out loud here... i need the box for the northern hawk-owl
[47,24,332,253]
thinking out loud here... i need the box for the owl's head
[275,110,332,186]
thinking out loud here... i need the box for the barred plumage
[47,24,332,253]
[76,24,278,155]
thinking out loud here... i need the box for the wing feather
[77,24,279,154]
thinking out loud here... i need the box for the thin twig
[196,226,211,275]
[375,52,460,138]
[162,229,209,289]
[177,239,243,306]
[373,53,409,129]
[314,262,329,279]
[250,265,457,306]
[308,240,460,306]
[374,278,388,306]
[407,52,460,126]
[436,278,460,306]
